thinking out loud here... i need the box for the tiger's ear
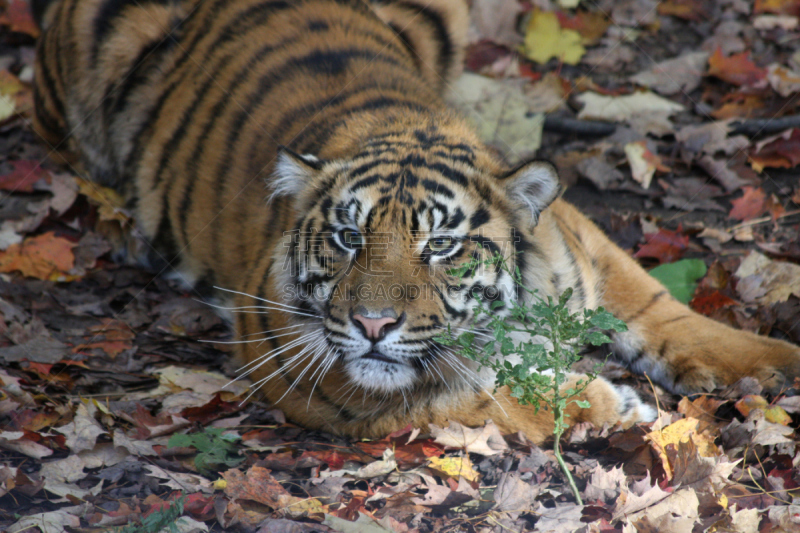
[501,160,562,225]
[268,146,324,202]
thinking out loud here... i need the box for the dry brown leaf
[494,472,539,516]
[630,52,708,95]
[584,465,626,503]
[534,503,585,533]
[0,232,77,281]
[429,420,508,456]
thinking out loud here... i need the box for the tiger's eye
[428,236,453,253]
[338,229,363,250]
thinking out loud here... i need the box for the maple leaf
[0,160,50,193]
[0,232,76,280]
[749,128,800,172]
[634,227,689,264]
[707,48,767,86]
[428,420,508,456]
[729,186,767,221]
[0,0,40,38]
[690,288,737,316]
[523,9,585,65]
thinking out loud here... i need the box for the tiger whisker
[212,286,319,314]
[200,329,303,345]
[236,331,321,376]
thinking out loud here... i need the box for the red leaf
[0,0,40,38]
[707,48,767,87]
[690,288,738,316]
[729,186,767,221]
[0,160,50,192]
[749,128,800,172]
[634,227,689,263]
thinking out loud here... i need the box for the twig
[729,209,800,231]
[543,115,616,136]
[729,115,800,137]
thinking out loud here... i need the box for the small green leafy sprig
[435,252,627,504]
[168,427,244,475]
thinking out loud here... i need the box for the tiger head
[269,119,561,396]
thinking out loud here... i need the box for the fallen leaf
[0,232,76,280]
[494,472,539,516]
[729,187,767,221]
[0,160,50,192]
[707,48,767,86]
[648,259,707,304]
[8,509,80,533]
[555,11,610,45]
[523,9,585,66]
[576,156,624,190]
[645,417,719,480]
[323,513,394,533]
[630,52,708,95]
[766,64,800,96]
[428,455,479,482]
[0,431,53,459]
[576,91,684,123]
[535,503,585,532]
[584,465,626,503]
[735,251,800,305]
[53,404,107,454]
[429,420,508,456]
[749,128,800,172]
[0,0,40,38]
[657,0,710,21]
[624,141,669,189]
[447,73,544,163]
[223,466,296,510]
[755,0,800,16]
[355,448,397,479]
[634,227,689,264]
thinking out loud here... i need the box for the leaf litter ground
[2,0,800,531]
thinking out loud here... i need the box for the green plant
[117,494,187,533]
[435,252,627,504]
[168,427,244,475]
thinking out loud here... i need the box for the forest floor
[1,0,800,532]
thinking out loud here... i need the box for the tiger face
[270,125,561,395]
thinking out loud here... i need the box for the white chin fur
[345,359,417,392]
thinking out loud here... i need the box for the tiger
[32,0,800,444]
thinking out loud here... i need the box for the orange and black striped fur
[34,0,800,442]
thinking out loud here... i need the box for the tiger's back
[34,0,800,442]
[35,0,465,281]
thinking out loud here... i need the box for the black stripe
[123,0,292,177]
[469,207,490,230]
[626,290,668,323]
[421,179,454,198]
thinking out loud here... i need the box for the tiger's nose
[352,312,404,341]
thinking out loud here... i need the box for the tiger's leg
[552,200,800,395]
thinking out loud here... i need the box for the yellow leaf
[0,94,15,122]
[213,479,227,490]
[523,10,585,66]
[718,493,728,509]
[765,406,792,426]
[76,178,129,223]
[428,455,479,482]
[646,417,719,480]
